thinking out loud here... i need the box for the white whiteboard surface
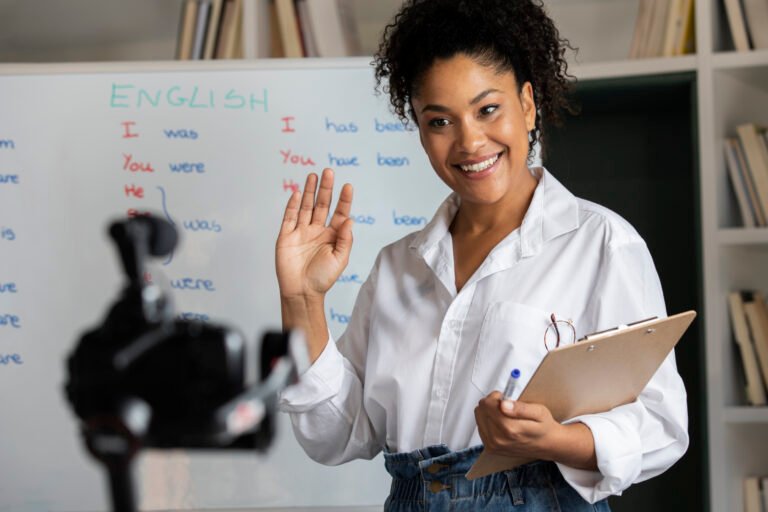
[0,59,451,512]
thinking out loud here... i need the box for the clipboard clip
[577,316,658,342]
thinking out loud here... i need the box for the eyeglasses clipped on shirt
[544,313,576,351]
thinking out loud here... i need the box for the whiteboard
[0,59,451,512]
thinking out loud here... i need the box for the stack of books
[175,0,362,60]
[724,123,768,228]
[723,0,768,52]
[274,0,362,58]
[744,476,768,512]
[628,0,695,59]
[176,0,243,60]
[728,291,768,406]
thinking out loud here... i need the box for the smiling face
[411,53,537,209]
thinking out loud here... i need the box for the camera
[64,215,307,512]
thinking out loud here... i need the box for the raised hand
[276,168,354,300]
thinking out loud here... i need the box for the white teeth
[459,154,499,172]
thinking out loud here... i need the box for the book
[274,0,304,58]
[737,123,768,223]
[337,0,362,56]
[646,0,673,57]
[724,138,757,227]
[191,0,212,60]
[215,0,243,59]
[269,1,285,57]
[723,0,752,51]
[728,292,767,405]
[295,0,319,57]
[743,0,768,49]
[745,477,762,512]
[673,0,696,55]
[744,294,768,396]
[662,0,683,56]
[305,0,359,57]
[762,476,768,512]
[242,0,272,58]
[629,0,655,58]
[203,0,224,59]
[733,137,768,225]
[176,0,199,60]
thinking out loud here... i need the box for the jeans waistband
[384,444,555,487]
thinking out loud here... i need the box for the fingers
[329,183,354,230]
[279,190,301,235]
[297,173,318,225]
[311,168,334,225]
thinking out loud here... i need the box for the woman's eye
[480,104,499,116]
[428,118,450,128]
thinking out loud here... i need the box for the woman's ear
[520,81,536,132]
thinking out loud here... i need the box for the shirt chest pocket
[471,302,551,397]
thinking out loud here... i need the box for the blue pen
[502,368,521,400]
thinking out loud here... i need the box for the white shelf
[724,407,768,423]
[718,228,768,245]
[712,49,768,69]
[572,55,697,81]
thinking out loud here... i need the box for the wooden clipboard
[466,310,696,480]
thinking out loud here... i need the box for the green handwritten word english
[110,84,268,112]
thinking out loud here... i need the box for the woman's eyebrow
[420,88,503,114]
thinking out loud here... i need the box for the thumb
[500,399,516,416]
[333,218,354,260]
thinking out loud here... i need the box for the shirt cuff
[278,332,345,413]
[556,412,642,503]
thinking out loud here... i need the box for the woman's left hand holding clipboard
[474,393,598,470]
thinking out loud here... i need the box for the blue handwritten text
[328,153,359,167]
[164,129,199,139]
[183,219,222,233]
[179,312,210,322]
[0,353,23,365]
[170,278,216,292]
[170,162,206,174]
[393,210,427,227]
[330,307,351,324]
[325,118,358,133]
[0,314,21,328]
[378,153,410,167]
[1,228,15,241]
[0,282,17,293]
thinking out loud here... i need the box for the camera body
[64,216,305,511]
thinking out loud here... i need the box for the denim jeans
[383,444,611,511]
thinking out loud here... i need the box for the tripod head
[64,215,307,512]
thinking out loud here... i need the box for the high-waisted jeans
[383,444,611,511]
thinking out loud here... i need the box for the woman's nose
[456,120,487,153]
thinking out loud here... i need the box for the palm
[275,170,354,299]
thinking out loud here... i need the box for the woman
[276,0,688,510]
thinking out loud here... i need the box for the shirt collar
[409,167,580,259]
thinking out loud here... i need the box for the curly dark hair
[373,0,578,161]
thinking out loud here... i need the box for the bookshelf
[1,0,768,510]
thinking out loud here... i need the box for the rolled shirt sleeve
[556,240,689,503]
[278,263,382,465]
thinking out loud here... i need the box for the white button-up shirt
[279,168,689,503]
